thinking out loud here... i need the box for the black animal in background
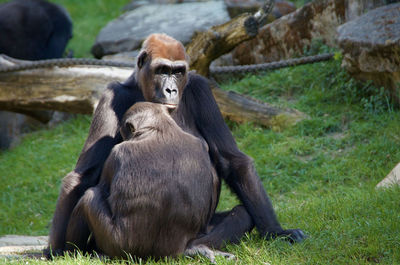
[65,102,230,260]
[48,33,305,258]
[0,0,72,60]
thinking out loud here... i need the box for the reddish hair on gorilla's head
[142,34,187,61]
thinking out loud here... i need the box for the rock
[102,50,138,64]
[224,0,296,20]
[0,109,74,150]
[91,1,230,58]
[0,235,48,248]
[345,0,386,21]
[0,235,47,258]
[0,111,42,150]
[338,3,400,104]
[377,162,400,188]
[213,0,346,66]
[122,0,210,11]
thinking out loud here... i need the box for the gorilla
[48,33,305,259]
[0,0,72,60]
[65,102,233,261]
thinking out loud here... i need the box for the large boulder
[122,0,211,11]
[345,0,386,21]
[213,0,346,66]
[224,0,296,20]
[337,3,400,104]
[91,1,230,58]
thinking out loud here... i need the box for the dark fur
[65,102,218,258]
[48,33,305,258]
[0,0,72,60]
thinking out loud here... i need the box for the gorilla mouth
[163,103,177,109]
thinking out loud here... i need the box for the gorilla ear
[137,51,148,69]
[127,122,135,133]
[120,121,135,140]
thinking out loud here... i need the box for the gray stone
[91,1,230,58]
[337,3,400,104]
[122,0,211,11]
[224,0,296,20]
[0,235,47,256]
[102,50,139,64]
[0,110,74,150]
[0,111,42,150]
[345,0,387,21]
[0,235,48,247]
[377,162,400,188]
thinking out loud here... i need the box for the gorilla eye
[155,65,171,75]
[172,67,186,76]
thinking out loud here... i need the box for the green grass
[1,58,400,264]
[1,0,400,264]
[0,116,91,236]
[51,0,130,58]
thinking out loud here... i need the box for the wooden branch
[0,54,306,128]
[186,14,258,77]
[186,0,274,76]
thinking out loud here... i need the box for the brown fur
[48,33,305,260]
[65,102,217,259]
[142,33,187,62]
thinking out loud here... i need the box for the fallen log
[210,81,306,130]
[0,55,306,128]
[0,56,132,114]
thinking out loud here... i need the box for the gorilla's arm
[48,81,143,252]
[183,73,305,242]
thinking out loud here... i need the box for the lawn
[1,0,400,264]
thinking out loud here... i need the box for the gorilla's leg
[194,205,254,249]
[72,187,123,256]
[47,171,82,257]
[184,205,253,261]
[64,196,93,253]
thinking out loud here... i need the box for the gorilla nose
[164,87,178,99]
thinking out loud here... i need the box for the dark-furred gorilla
[48,33,305,258]
[0,0,72,60]
[65,102,232,261]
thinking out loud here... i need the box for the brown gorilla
[48,33,305,259]
[65,102,228,260]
